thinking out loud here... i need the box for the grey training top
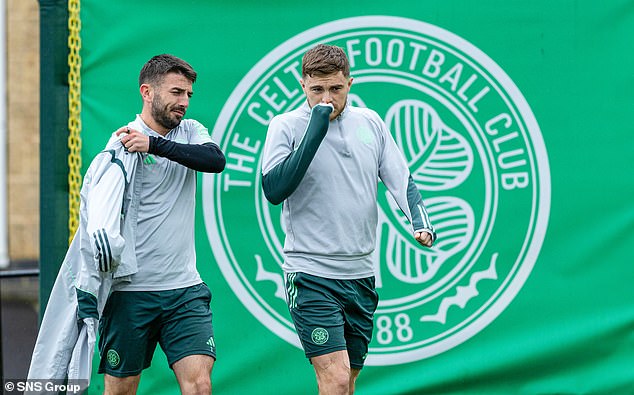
[261,102,435,280]
[113,115,213,291]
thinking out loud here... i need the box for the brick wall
[7,0,40,260]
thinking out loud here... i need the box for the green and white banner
[79,2,633,394]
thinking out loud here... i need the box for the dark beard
[151,96,184,131]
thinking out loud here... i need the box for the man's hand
[414,231,434,248]
[116,126,150,153]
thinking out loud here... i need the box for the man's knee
[312,351,352,394]
[317,369,350,394]
[173,355,214,395]
[103,374,140,395]
[180,375,212,395]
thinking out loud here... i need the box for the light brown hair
[302,44,350,78]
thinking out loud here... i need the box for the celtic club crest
[202,16,550,365]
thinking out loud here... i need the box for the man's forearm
[148,138,226,173]
[407,176,436,241]
[262,104,332,205]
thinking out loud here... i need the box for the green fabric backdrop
[79,1,634,394]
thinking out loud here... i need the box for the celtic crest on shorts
[203,16,550,365]
[107,349,120,368]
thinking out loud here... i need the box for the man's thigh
[286,272,348,359]
[104,374,141,394]
[159,283,217,367]
[98,291,161,377]
[342,276,378,369]
[173,354,215,385]
[286,273,378,369]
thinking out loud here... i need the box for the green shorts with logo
[98,283,216,377]
[285,272,379,370]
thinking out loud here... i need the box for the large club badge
[203,16,550,365]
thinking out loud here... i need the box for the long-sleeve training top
[261,101,435,280]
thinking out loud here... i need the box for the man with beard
[96,54,225,394]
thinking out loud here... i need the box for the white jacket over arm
[27,134,140,388]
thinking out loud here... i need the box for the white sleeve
[378,119,435,235]
[85,149,135,272]
[261,116,295,176]
[187,119,214,145]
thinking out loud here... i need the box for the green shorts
[98,283,216,377]
[285,272,379,370]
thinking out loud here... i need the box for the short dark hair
[138,54,197,86]
[302,44,350,78]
